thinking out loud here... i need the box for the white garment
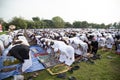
[75,48,83,55]
[64,46,74,66]
[106,36,114,49]
[59,52,67,63]
[52,40,75,66]
[69,37,88,57]
[98,37,106,47]
[82,42,88,57]
[18,36,30,46]
[0,34,13,47]
[46,48,52,54]
[0,40,5,52]
[22,51,32,72]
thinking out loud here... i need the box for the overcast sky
[0,0,120,24]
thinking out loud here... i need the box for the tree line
[0,16,120,31]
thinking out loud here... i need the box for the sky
[0,0,120,24]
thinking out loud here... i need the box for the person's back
[91,40,98,48]
[7,44,32,72]
[8,44,30,63]
[91,39,98,55]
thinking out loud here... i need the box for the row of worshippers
[0,29,120,73]
[27,28,118,50]
[24,29,120,57]
[25,29,117,61]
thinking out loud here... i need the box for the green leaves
[0,16,120,29]
[52,16,65,28]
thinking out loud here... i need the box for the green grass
[0,31,7,35]
[5,49,120,80]
[76,50,120,80]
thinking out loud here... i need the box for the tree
[9,17,27,29]
[0,18,4,24]
[100,23,105,28]
[65,22,73,28]
[0,18,10,31]
[73,21,82,28]
[116,22,120,29]
[52,16,65,28]
[26,20,35,29]
[0,18,5,31]
[43,19,54,28]
[81,21,88,28]
[106,24,112,29]
[32,17,42,28]
[32,17,40,22]
[2,22,9,31]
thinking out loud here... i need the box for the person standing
[91,37,98,55]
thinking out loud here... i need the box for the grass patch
[5,49,120,80]
[0,31,7,35]
[75,50,120,80]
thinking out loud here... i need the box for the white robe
[106,36,114,49]
[18,36,30,46]
[69,37,88,57]
[51,40,75,66]
[98,37,106,47]
[0,40,5,53]
[22,51,32,72]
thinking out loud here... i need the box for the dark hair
[50,41,54,45]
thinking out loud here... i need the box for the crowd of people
[0,28,120,75]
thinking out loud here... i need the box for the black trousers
[9,44,30,63]
[91,48,98,55]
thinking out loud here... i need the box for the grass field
[5,49,120,80]
[0,31,7,35]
